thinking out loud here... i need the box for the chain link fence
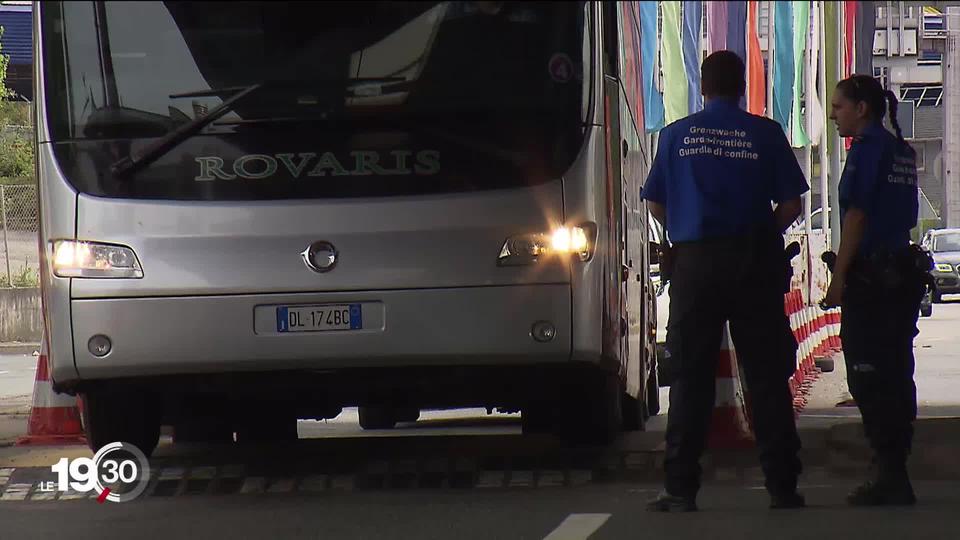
[0,184,39,288]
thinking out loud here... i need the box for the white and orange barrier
[783,289,841,413]
[707,323,756,449]
[16,337,87,446]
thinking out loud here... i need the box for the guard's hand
[821,277,844,309]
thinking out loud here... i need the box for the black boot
[646,490,698,512]
[847,460,916,506]
[770,491,806,509]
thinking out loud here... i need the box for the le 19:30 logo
[46,442,151,503]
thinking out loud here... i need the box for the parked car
[920,228,960,303]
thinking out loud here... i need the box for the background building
[0,1,32,101]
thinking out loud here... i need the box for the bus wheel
[645,358,661,417]
[521,404,554,434]
[234,411,299,443]
[623,359,659,431]
[80,390,162,458]
[171,418,234,444]
[394,407,420,424]
[561,371,622,445]
[358,406,398,430]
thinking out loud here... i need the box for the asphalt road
[1,303,958,539]
[0,354,35,406]
[1,482,958,540]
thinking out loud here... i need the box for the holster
[659,243,676,282]
[852,245,933,292]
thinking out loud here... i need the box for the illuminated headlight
[52,240,143,278]
[935,263,954,273]
[498,224,595,266]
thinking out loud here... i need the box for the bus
[33,1,659,456]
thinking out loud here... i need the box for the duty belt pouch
[659,244,676,282]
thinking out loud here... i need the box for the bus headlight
[935,263,954,273]
[52,240,144,278]
[498,224,595,266]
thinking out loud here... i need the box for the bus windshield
[40,1,590,200]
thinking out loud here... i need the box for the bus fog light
[531,321,557,343]
[88,335,112,357]
[52,240,143,278]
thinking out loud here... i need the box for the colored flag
[772,1,794,134]
[726,1,748,63]
[706,1,728,54]
[727,1,748,109]
[620,2,645,132]
[661,1,688,124]
[808,1,825,144]
[639,1,664,132]
[844,1,857,150]
[746,0,766,115]
[791,0,811,147]
[683,1,704,113]
[844,0,857,77]
[825,0,840,154]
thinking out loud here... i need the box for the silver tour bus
[34,1,659,455]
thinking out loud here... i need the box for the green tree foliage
[0,26,34,184]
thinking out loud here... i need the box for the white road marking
[543,513,611,540]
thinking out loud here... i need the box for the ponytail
[836,75,907,142]
[884,90,905,142]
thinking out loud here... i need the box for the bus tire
[394,407,421,424]
[562,370,622,444]
[521,403,554,434]
[358,406,398,430]
[645,358,661,417]
[171,418,234,444]
[234,411,299,443]
[80,390,162,458]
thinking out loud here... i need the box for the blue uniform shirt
[640,99,809,242]
[838,121,918,255]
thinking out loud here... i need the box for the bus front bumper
[59,284,574,386]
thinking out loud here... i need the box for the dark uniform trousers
[841,255,926,473]
[663,233,802,497]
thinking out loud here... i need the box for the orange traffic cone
[708,323,755,449]
[16,339,86,446]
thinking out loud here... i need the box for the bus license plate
[276,304,362,333]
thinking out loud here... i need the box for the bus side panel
[601,79,625,372]
[567,3,614,370]
[618,84,648,399]
[34,10,80,385]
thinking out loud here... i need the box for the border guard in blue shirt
[641,51,808,512]
[822,75,930,506]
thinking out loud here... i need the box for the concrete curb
[825,417,960,480]
[0,343,40,355]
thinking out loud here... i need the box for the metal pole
[819,1,830,249]
[829,1,843,249]
[1,185,11,286]
[801,5,813,306]
[767,1,775,119]
[945,7,960,228]
[886,1,892,59]
[899,1,905,58]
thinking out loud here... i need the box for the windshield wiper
[111,83,263,178]
[110,77,409,178]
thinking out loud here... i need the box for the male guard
[641,51,808,512]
